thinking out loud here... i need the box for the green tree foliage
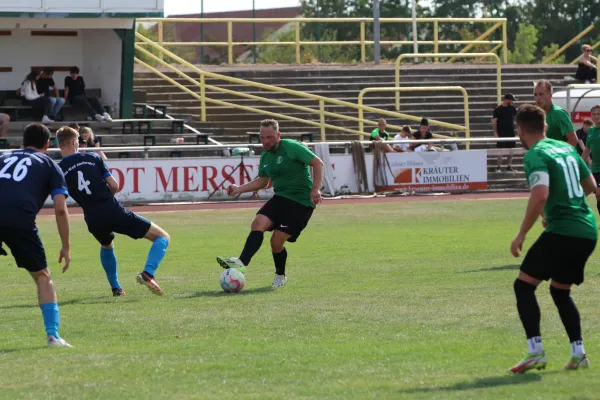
[135,23,197,65]
[542,43,566,64]
[257,28,356,64]
[509,23,538,64]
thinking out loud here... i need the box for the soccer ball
[220,269,246,293]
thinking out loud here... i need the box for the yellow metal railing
[395,53,501,111]
[570,41,600,64]
[135,32,458,142]
[136,17,508,65]
[543,24,595,64]
[358,86,470,148]
[447,21,503,63]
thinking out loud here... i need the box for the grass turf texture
[1,198,599,399]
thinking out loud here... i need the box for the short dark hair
[68,122,80,132]
[583,118,594,126]
[591,104,600,113]
[420,118,429,126]
[43,67,54,74]
[56,126,79,146]
[70,66,80,74]
[516,104,546,134]
[23,123,51,149]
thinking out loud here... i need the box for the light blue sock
[100,247,120,289]
[40,302,60,338]
[143,237,169,277]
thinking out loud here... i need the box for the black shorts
[86,208,151,246]
[521,232,597,285]
[0,228,47,272]
[257,195,314,242]
[593,173,600,188]
[496,135,516,148]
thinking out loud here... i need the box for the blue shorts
[85,208,151,246]
[0,228,47,272]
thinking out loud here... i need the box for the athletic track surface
[38,192,530,216]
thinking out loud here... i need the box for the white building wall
[0,29,82,91]
[0,0,163,13]
[82,29,122,116]
[0,29,122,115]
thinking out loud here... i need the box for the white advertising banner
[45,155,358,205]
[379,150,488,192]
[42,151,489,206]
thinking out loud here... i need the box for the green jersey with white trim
[523,138,597,240]
[258,139,317,208]
[585,126,600,173]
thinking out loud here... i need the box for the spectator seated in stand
[370,118,397,153]
[20,68,54,124]
[64,66,113,122]
[575,44,598,84]
[0,113,9,137]
[37,67,65,121]
[79,127,107,160]
[392,126,412,152]
[410,118,436,152]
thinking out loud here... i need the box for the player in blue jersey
[56,127,170,296]
[0,123,72,347]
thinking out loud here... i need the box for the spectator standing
[576,119,593,156]
[64,67,113,122]
[20,69,54,124]
[493,93,518,172]
[37,67,65,121]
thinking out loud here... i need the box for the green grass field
[1,198,600,399]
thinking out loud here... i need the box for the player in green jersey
[509,104,597,374]
[581,104,600,216]
[217,119,324,289]
[534,80,578,147]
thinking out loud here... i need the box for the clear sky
[165,0,301,16]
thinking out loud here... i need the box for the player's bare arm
[106,176,120,195]
[53,194,71,272]
[581,174,597,196]
[228,177,270,196]
[566,131,578,148]
[512,185,548,257]
[492,118,498,137]
[582,147,592,166]
[308,157,324,205]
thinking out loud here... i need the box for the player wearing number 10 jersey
[0,123,72,347]
[509,104,597,374]
[56,127,170,297]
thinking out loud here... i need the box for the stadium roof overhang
[0,17,137,29]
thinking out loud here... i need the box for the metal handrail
[542,24,595,64]
[358,86,470,148]
[395,52,501,111]
[135,33,461,140]
[0,137,519,155]
[136,17,508,64]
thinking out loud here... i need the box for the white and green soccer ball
[220,269,246,293]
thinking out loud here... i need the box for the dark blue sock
[100,247,120,289]
[40,302,60,338]
[144,237,169,277]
